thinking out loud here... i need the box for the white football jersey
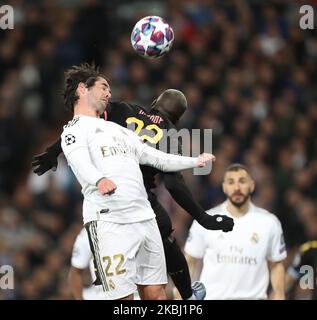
[184,201,287,300]
[61,116,155,224]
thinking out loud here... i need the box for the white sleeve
[61,120,88,157]
[71,229,92,269]
[138,145,198,172]
[184,221,206,259]
[67,147,104,186]
[266,217,287,262]
[61,123,104,186]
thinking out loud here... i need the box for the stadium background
[0,0,317,299]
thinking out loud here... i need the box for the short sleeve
[61,117,88,157]
[266,217,287,262]
[184,221,207,259]
[71,229,92,269]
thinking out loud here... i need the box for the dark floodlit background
[0,0,317,299]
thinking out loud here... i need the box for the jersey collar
[222,200,255,219]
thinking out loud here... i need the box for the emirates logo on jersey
[250,232,259,244]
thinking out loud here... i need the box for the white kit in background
[185,201,287,300]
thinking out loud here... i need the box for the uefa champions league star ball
[131,16,174,59]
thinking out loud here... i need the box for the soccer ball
[131,16,174,59]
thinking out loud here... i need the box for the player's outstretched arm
[138,142,215,172]
[163,172,234,232]
[32,137,63,175]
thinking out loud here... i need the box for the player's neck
[226,200,251,218]
[74,103,99,118]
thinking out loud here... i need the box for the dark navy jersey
[102,101,182,193]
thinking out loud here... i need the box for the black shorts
[149,197,173,240]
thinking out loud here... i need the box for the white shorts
[85,218,167,300]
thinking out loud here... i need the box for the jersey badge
[65,134,76,146]
[250,232,259,244]
[279,234,286,253]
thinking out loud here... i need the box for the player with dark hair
[32,63,234,300]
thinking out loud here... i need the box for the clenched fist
[96,178,117,195]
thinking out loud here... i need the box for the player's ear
[222,181,227,195]
[77,82,87,96]
[250,179,255,193]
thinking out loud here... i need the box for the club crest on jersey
[250,232,259,244]
[65,134,76,146]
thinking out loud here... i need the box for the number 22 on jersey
[126,117,163,144]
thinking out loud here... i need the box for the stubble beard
[228,192,251,208]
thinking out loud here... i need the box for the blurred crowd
[0,0,317,299]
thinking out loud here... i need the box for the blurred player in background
[32,63,233,300]
[286,240,317,300]
[56,63,216,300]
[184,163,287,299]
[69,228,104,300]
